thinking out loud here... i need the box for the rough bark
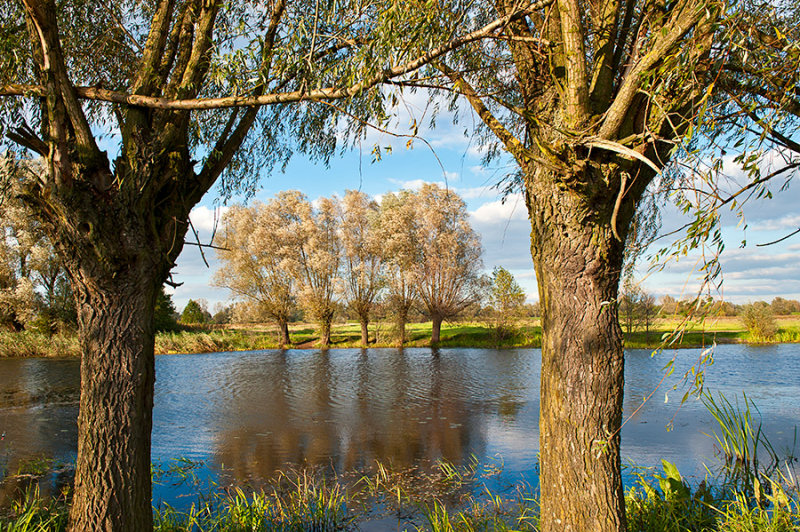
[431,315,443,344]
[319,317,332,347]
[359,317,369,346]
[527,166,629,532]
[278,319,290,346]
[69,269,159,531]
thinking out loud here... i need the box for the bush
[740,303,778,341]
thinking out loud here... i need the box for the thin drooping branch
[197,0,288,187]
[1,0,554,111]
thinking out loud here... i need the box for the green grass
[5,316,800,357]
[2,458,799,531]
[0,332,79,358]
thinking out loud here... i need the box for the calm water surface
[1,345,798,506]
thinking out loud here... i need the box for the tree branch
[598,0,708,139]
[132,0,175,95]
[1,0,553,110]
[556,0,590,126]
[435,62,528,165]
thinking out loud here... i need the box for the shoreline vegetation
[2,316,800,358]
[2,455,798,531]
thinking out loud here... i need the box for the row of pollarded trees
[213,183,484,346]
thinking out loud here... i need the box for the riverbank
[2,317,800,357]
[1,457,798,530]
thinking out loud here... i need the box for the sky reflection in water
[1,345,799,507]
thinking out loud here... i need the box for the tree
[214,201,297,345]
[180,299,208,325]
[410,183,484,343]
[376,189,419,345]
[1,158,74,332]
[280,193,341,346]
[339,190,383,346]
[410,0,723,528]
[154,288,178,332]
[489,266,526,338]
[0,1,521,527]
[740,303,778,340]
[619,285,641,335]
[771,297,800,316]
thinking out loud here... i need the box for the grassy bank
[2,458,798,531]
[3,317,800,357]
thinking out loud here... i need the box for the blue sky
[169,95,800,313]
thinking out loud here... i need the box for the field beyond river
[3,316,800,358]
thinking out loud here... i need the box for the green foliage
[154,288,179,332]
[179,300,209,325]
[626,462,717,531]
[489,268,526,319]
[0,486,69,532]
[740,304,778,341]
[3,457,799,531]
[702,392,780,494]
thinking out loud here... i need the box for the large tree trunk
[68,266,160,532]
[278,319,290,346]
[395,307,408,346]
[430,314,443,344]
[528,172,629,532]
[319,317,332,347]
[359,317,369,347]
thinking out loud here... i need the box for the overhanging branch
[1,0,554,111]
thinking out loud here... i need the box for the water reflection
[202,349,533,483]
[1,345,799,507]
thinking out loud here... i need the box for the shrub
[739,304,778,341]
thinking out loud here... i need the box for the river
[1,344,798,507]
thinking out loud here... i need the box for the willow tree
[288,194,342,346]
[410,183,484,343]
[376,189,419,345]
[340,189,383,346]
[214,202,297,345]
[0,0,529,528]
[411,0,723,529]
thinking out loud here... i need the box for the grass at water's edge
[3,317,800,357]
[1,459,798,531]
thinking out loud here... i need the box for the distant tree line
[213,184,486,346]
[619,285,797,341]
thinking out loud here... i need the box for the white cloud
[469,194,527,224]
[189,205,229,234]
[386,178,445,190]
[755,214,800,232]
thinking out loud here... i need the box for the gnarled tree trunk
[359,317,369,346]
[319,316,332,347]
[527,169,629,532]
[278,319,290,346]
[430,314,443,344]
[69,267,160,531]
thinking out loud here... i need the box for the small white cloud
[189,205,229,233]
[387,178,446,190]
[469,194,527,224]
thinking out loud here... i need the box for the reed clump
[0,332,79,358]
[2,458,800,531]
